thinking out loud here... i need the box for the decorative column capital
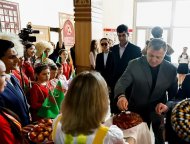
[74,0,91,6]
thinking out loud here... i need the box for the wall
[12,0,74,45]
[13,0,73,28]
[102,0,134,44]
[10,0,134,44]
[102,0,134,29]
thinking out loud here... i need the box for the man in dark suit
[110,24,142,113]
[95,37,114,93]
[115,38,178,144]
[0,39,30,126]
[70,44,76,69]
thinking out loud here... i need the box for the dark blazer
[110,42,142,86]
[95,51,114,87]
[115,56,178,111]
[0,75,30,126]
[176,74,190,100]
[181,74,190,98]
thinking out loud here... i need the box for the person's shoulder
[162,61,177,75]
[126,57,142,70]
[104,125,124,143]
[53,114,62,127]
[130,56,143,64]
[31,83,41,89]
[52,114,63,142]
[89,51,93,56]
[10,75,20,83]
[108,51,114,55]
[110,44,119,50]
[128,42,141,49]
[163,60,177,69]
[47,58,55,64]
[97,52,103,56]
[128,42,142,56]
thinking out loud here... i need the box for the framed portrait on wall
[0,0,20,33]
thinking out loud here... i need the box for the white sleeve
[104,125,125,144]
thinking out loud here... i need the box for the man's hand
[117,96,128,111]
[155,103,168,115]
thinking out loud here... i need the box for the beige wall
[102,0,134,29]
[13,0,74,28]
[11,0,134,44]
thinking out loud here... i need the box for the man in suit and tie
[110,24,142,113]
[115,38,178,144]
[0,39,30,126]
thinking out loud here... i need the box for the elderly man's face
[147,48,166,67]
[1,47,19,73]
[0,61,7,92]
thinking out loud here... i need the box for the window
[174,1,190,26]
[136,1,172,27]
[172,28,190,63]
[0,1,20,33]
[135,0,190,63]
[137,29,146,50]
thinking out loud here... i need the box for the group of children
[28,46,74,121]
[11,40,74,122]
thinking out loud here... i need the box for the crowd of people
[0,24,189,144]
[0,32,74,143]
[91,25,190,144]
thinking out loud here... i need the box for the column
[74,0,103,73]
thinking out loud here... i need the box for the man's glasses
[101,43,108,47]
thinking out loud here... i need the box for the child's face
[50,69,58,80]
[44,49,51,57]
[60,51,68,61]
[36,68,50,82]
[57,67,63,75]
[27,45,36,57]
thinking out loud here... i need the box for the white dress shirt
[119,42,128,58]
[103,52,109,67]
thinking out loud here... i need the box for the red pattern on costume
[29,83,49,121]
[48,79,58,91]
[22,61,35,81]
[0,115,21,144]
[12,69,29,87]
[62,62,72,80]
